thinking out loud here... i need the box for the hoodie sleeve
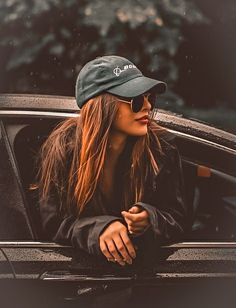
[39,194,123,256]
[134,135,189,245]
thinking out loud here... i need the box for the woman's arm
[39,195,123,256]
[39,194,136,265]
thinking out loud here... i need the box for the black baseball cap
[75,55,167,108]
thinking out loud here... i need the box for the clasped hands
[99,205,150,266]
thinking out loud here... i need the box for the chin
[131,129,148,136]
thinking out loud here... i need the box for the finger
[138,210,149,220]
[121,211,128,218]
[123,216,149,233]
[113,235,133,264]
[122,215,132,226]
[128,206,142,214]
[129,219,149,228]
[121,211,141,222]
[121,213,133,228]
[100,240,115,262]
[105,239,125,266]
[122,210,149,223]
[120,229,136,259]
[121,211,135,222]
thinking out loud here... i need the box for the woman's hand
[99,221,136,266]
[121,206,150,235]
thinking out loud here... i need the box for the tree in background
[0,0,207,110]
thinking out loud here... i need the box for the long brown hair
[36,93,167,216]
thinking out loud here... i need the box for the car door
[0,115,78,307]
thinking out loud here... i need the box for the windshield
[0,0,235,134]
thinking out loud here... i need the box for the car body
[0,94,236,308]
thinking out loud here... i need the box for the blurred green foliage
[0,0,208,108]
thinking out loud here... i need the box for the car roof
[0,94,78,112]
[0,94,235,150]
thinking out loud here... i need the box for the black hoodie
[39,129,189,270]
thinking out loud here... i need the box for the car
[0,93,236,308]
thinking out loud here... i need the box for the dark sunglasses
[117,92,157,113]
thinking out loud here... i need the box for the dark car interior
[1,116,236,242]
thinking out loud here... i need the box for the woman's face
[112,93,152,137]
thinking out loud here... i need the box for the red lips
[136,115,149,121]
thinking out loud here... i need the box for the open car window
[0,120,34,240]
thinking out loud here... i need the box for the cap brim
[106,76,167,97]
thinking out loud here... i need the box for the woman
[37,55,189,268]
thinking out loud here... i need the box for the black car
[0,94,236,308]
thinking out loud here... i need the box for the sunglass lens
[149,93,157,110]
[131,93,158,112]
[132,96,144,113]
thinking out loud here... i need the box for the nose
[142,95,152,111]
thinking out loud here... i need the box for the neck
[107,130,127,163]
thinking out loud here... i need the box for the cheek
[113,114,148,136]
[113,112,131,130]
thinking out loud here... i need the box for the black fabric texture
[39,129,189,270]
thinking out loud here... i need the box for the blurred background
[0,0,235,133]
